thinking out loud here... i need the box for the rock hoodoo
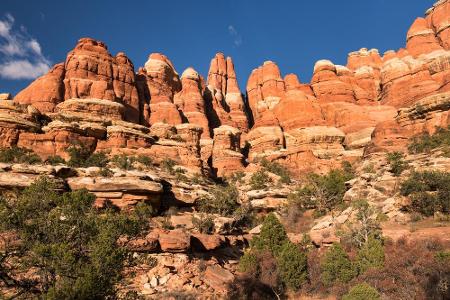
[4,0,450,177]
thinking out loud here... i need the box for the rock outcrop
[139,53,183,125]
[15,38,140,123]
[174,68,210,138]
[205,53,249,133]
[6,0,450,176]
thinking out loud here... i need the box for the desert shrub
[112,154,136,170]
[341,161,356,177]
[173,167,189,182]
[277,241,308,290]
[175,167,186,174]
[249,170,272,190]
[161,216,174,230]
[161,158,176,174]
[86,151,109,168]
[260,158,291,184]
[252,213,288,255]
[67,145,108,168]
[400,171,450,216]
[342,283,380,300]
[363,163,375,174]
[238,214,309,296]
[135,155,153,167]
[355,236,385,275]
[98,167,114,177]
[197,183,239,216]
[46,155,65,165]
[239,251,259,274]
[347,200,383,248]
[288,168,353,217]
[0,177,146,299]
[0,146,42,164]
[190,173,208,185]
[228,273,279,300]
[435,250,450,262]
[170,134,185,142]
[408,126,450,154]
[227,171,245,184]
[321,243,356,285]
[386,151,407,176]
[191,214,215,234]
[67,144,91,167]
[357,238,450,300]
[232,203,257,230]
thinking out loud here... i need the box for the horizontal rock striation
[3,0,450,178]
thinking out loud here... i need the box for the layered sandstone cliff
[5,0,450,177]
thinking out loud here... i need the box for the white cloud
[228,25,242,47]
[0,13,50,80]
[0,60,50,79]
[27,39,42,55]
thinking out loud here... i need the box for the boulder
[203,265,235,293]
[191,233,225,251]
[67,176,163,209]
[158,229,191,252]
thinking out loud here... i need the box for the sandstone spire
[205,53,249,132]
[174,67,210,138]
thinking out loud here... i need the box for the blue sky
[0,0,436,96]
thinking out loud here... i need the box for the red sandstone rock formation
[426,0,450,49]
[15,38,140,123]
[174,68,210,138]
[139,53,183,125]
[205,53,249,132]
[211,125,244,177]
[14,63,65,112]
[246,61,285,127]
[8,0,450,176]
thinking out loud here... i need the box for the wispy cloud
[228,25,242,47]
[0,13,50,80]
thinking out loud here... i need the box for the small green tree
[238,251,259,274]
[289,168,353,216]
[386,152,407,176]
[400,171,450,216]
[349,200,382,248]
[46,155,66,165]
[249,170,272,190]
[342,283,381,300]
[0,147,42,164]
[252,213,288,255]
[161,158,177,174]
[260,158,291,184]
[191,214,215,234]
[0,177,148,299]
[321,243,356,285]
[277,241,308,290]
[355,236,385,274]
[67,145,108,168]
[196,183,239,216]
[112,154,136,170]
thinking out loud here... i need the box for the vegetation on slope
[0,177,152,299]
